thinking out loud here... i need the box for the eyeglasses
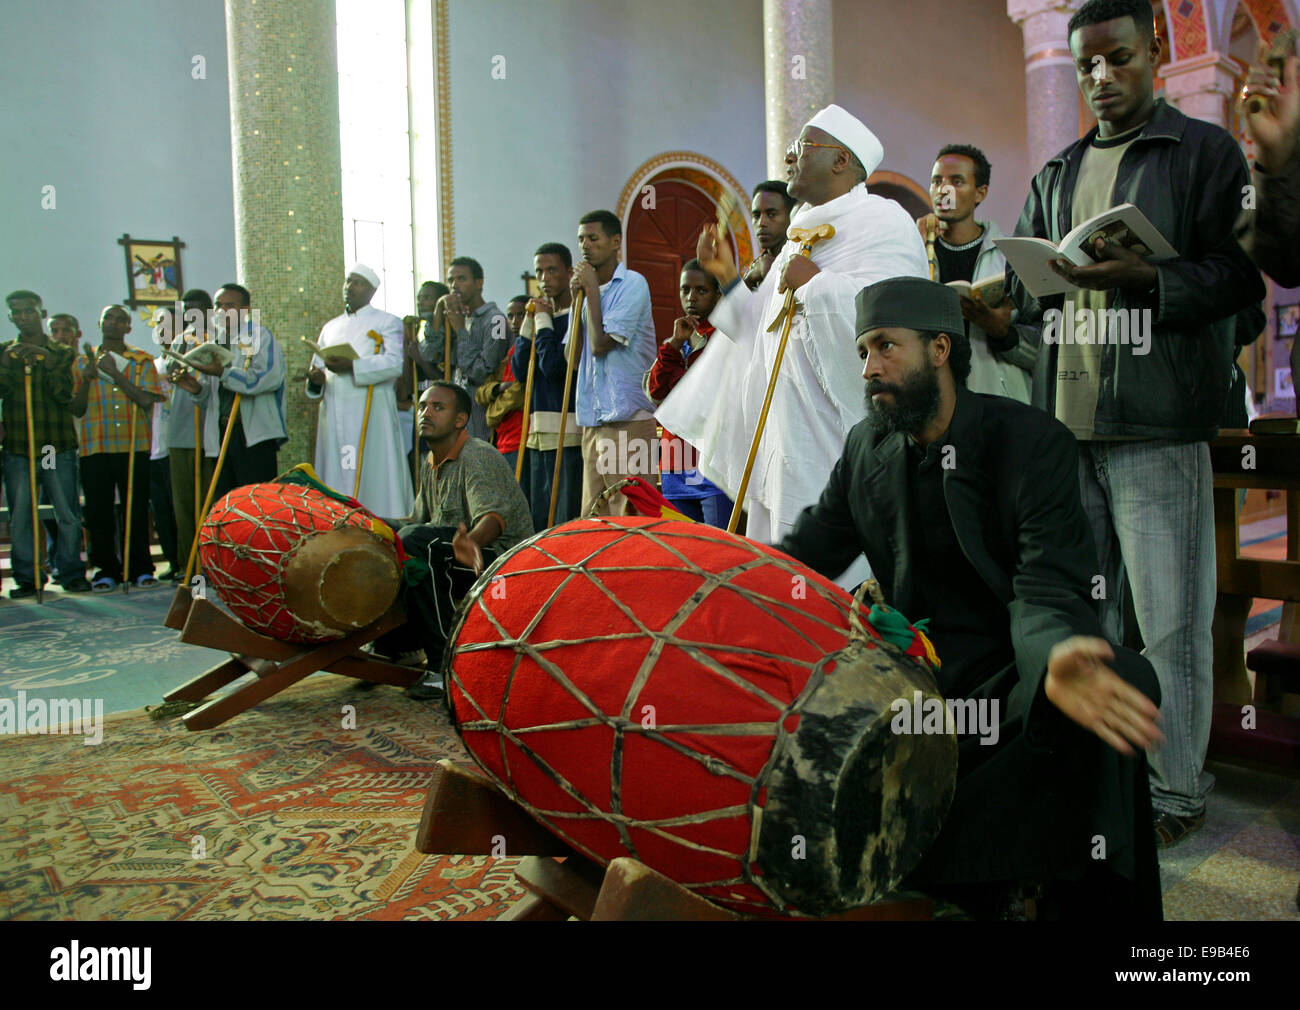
[786,139,847,161]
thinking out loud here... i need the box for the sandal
[133,574,158,588]
[1153,809,1205,848]
[91,575,117,593]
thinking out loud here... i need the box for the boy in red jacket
[645,260,733,527]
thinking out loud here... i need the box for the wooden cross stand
[414,759,934,921]
[161,596,419,730]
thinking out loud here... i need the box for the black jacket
[1006,99,1265,442]
[779,388,1161,898]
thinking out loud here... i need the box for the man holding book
[917,145,1032,403]
[203,283,286,498]
[1003,0,1265,848]
[306,264,412,520]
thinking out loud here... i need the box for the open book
[946,275,1005,305]
[161,341,233,371]
[300,337,359,361]
[95,349,129,384]
[994,203,1178,298]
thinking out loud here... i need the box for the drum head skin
[445,517,956,918]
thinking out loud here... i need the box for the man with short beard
[779,276,1163,920]
[742,180,795,290]
[1005,0,1265,848]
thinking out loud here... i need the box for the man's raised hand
[696,224,739,287]
[571,261,598,299]
[1044,636,1163,756]
[1241,41,1300,172]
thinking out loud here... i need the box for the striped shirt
[78,346,163,455]
[0,338,77,454]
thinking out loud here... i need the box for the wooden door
[626,181,738,343]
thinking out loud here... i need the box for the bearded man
[778,276,1164,920]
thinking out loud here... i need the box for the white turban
[805,104,884,178]
[347,262,381,289]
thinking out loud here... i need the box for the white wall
[833,0,1032,234]
[0,0,236,350]
[441,0,766,302]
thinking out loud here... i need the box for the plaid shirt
[78,346,163,455]
[0,338,77,455]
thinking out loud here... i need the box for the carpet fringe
[146,699,200,720]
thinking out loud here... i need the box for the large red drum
[445,517,956,918]
[198,482,402,643]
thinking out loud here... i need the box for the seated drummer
[778,276,1163,920]
[375,380,534,701]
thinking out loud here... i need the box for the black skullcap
[855,276,964,338]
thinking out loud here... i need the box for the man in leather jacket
[1003,0,1265,848]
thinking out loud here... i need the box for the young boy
[646,260,734,527]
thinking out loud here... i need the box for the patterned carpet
[0,585,231,716]
[0,676,525,920]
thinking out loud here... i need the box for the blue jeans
[667,492,734,529]
[1077,440,1215,817]
[3,449,85,586]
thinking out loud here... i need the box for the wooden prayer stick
[183,394,242,581]
[727,224,836,534]
[22,362,43,604]
[443,316,453,382]
[547,289,583,527]
[123,402,138,593]
[193,403,201,559]
[410,359,420,487]
[355,385,375,499]
[515,303,539,484]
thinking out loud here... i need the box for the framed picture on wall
[1277,301,1300,339]
[118,234,185,308]
[1275,367,1294,400]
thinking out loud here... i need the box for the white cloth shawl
[656,183,928,570]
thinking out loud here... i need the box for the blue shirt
[572,262,656,426]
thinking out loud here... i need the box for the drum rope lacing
[447,518,927,916]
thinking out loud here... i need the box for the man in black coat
[779,276,1164,919]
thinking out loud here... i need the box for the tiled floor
[1159,761,1300,920]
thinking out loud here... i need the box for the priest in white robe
[306,263,413,519]
[658,105,929,589]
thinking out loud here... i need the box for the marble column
[225,0,344,468]
[763,0,833,180]
[1008,0,1082,171]
[1162,54,1239,128]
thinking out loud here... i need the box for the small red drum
[446,517,956,918]
[198,482,402,643]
